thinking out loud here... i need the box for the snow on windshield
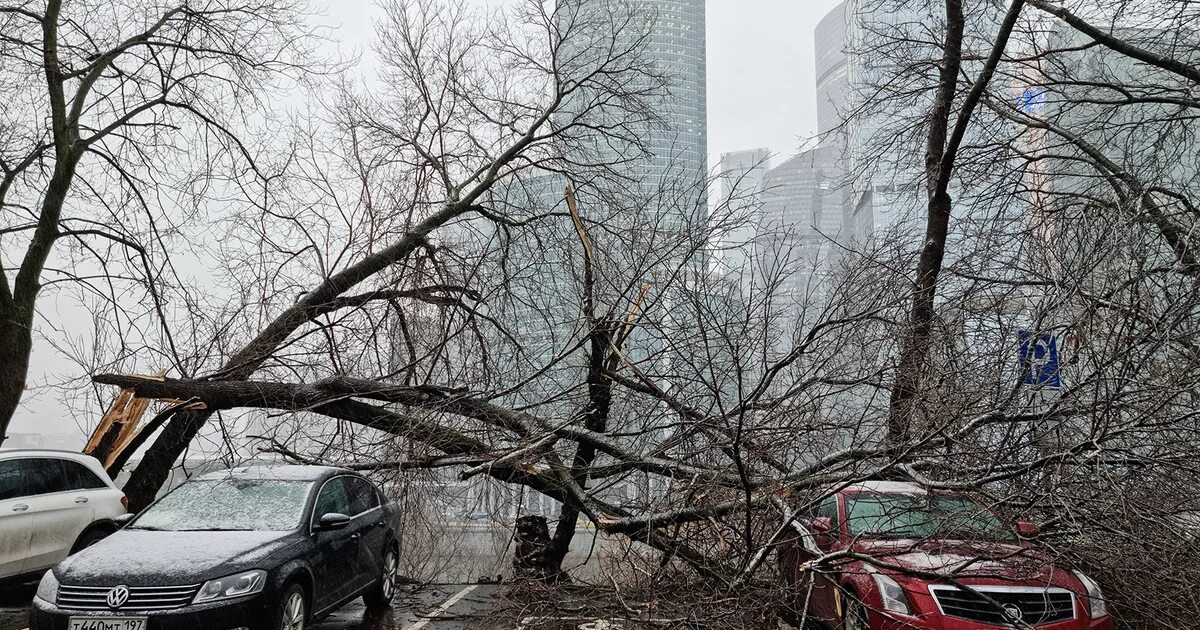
[132,479,311,531]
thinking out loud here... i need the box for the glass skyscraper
[815,3,849,139]
[554,0,707,207]
[636,0,707,194]
[483,0,711,379]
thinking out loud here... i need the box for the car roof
[838,480,930,495]
[195,464,350,482]
[0,448,101,463]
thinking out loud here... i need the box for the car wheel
[70,528,112,554]
[274,583,306,630]
[363,546,399,609]
[841,591,870,630]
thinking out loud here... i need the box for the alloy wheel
[382,549,399,600]
[281,590,305,630]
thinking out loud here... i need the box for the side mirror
[114,514,136,528]
[811,516,834,536]
[1016,521,1040,538]
[314,512,352,532]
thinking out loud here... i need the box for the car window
[20,458,71,496]
[62,460,107,490]
[346,477,380,515]
[0,460,20,500]
[314,477,353,518]
[816,494,840,530]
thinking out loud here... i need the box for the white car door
[0,458,34,579]
[18,458,96,574]
[63,458,125,522]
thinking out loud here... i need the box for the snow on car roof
[841,480,929,494]
[196,464,347,482]
[0,448,102,462]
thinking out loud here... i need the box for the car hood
[853,539,1063,583]
[55,529,298,586]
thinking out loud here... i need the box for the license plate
[68,617,147,630]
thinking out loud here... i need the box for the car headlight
[36,570,59,603]
[1072,570,1107,618]
[193,570,267,604]
[871,573,912,615]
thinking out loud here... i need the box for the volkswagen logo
[106,585,130,609]
[1002,603,1023,623]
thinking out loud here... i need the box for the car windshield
[130,478,311,531]
[845,492,1013,541]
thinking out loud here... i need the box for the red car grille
[57,584,202,611]
[930,586,1075,626]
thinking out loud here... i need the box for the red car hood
[852,539,1067,584]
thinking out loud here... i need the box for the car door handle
[375,520,386,528]
[11,504,28,512]
[75,497,89,504]
[350,533,361,541]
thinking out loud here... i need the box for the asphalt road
[0,583,508,630]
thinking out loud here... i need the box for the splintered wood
[83,373,167,469]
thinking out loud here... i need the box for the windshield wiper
[856,530,907,539]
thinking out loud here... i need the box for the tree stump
[512,515,562,581]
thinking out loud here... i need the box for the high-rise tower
[487,0,711,360]
[815,3,849,139]
[638,0,708,192]
[556,0,708,206]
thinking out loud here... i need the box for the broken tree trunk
[84,377,166,473]
[513,515,567,582]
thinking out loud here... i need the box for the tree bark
[0,0,77,440]
[545,188,615,573]
[0,308,34,445]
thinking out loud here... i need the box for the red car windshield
[845,492,1013,541]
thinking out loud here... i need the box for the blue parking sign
[1017,87,1045,113]
[1018,330,1061,388]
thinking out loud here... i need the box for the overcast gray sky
[11,0,844,445]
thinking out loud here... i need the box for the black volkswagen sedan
[29,465,401,630]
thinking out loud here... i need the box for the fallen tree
[85,0,1200,626]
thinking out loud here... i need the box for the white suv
[0,450,128,581]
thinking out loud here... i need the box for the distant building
[815,3,850,139]
[716,3,853,311]
[844,0,915,239]
[494,0,711,341]
[401,0,711,522]
[714,148,771,287]
[755,142,849,310]
[556,0,707,207]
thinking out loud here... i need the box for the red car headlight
[1072,570,1107,618]
[872,574,912,615]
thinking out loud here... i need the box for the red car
[778,481,1114,630]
